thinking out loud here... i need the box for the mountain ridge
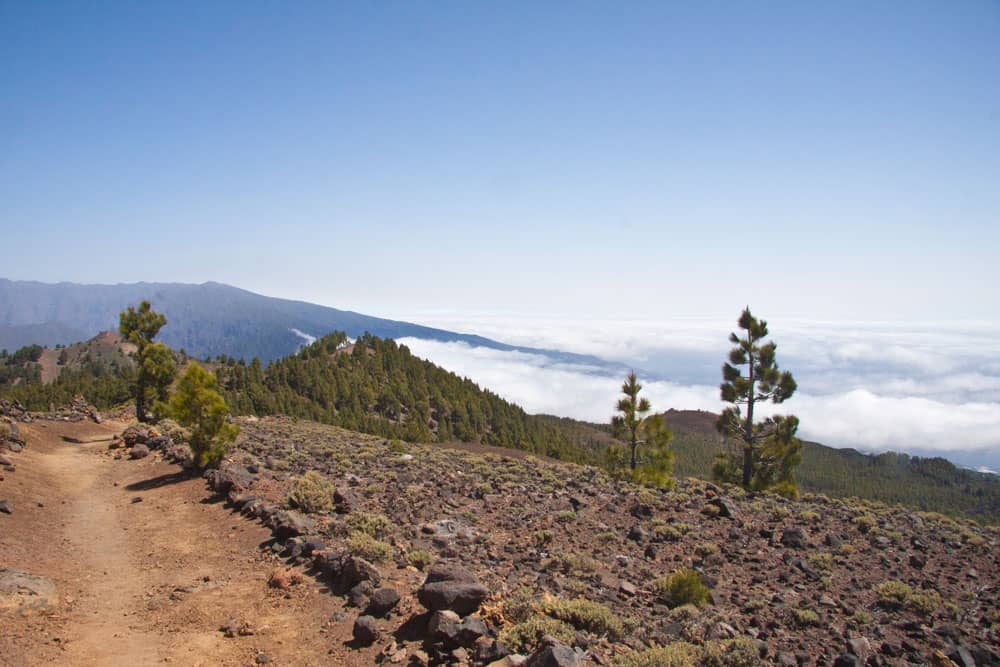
[0,278,625,373]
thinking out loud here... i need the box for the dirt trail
[0,420,350,666]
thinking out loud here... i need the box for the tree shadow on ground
[125,470,194,491]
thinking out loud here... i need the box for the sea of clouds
[396,315,1000,471]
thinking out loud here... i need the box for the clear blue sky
[2,1,998,320]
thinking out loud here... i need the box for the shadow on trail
[125,470,194,491]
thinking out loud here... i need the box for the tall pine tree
[119,300,175,422]
[714,308,802,497]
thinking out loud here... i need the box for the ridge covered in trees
[212,332,590,462]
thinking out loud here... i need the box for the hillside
[6,414,996,665]
[0,279,621,370]
[557,409,1000,524]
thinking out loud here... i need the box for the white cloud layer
[395,316,1000,466]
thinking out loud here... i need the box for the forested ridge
[2,331,998,522]
[212,332,590,462]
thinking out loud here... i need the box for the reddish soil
[0,419,381,666]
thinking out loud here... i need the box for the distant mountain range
[0,279,624,370]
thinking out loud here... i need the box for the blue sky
[2,2,998,320]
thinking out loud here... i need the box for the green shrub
[499,615,575,654]
[540,598,624,639]
[853,514,877,533]
[652,569,711,608]
[345,512,393,539]
[407,550,433,570]
[792,608,820,627]
[807,552,834,573]
[387,438,407,453]
[614,638,758,667]
[545,553,600,575]
[286,470,335,513]
[532,530,555,547]
[694,542,719,558]
[874,580,912,608]
[346,531,393,562]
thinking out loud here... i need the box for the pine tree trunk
[742,350,755,488]
[136,371,147,423]
[630,429,638,470]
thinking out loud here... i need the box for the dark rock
[909,553,927,569]
[129,444,149,459]
[457,615,490,647]
[627,525,646,543]
[780,528,808,549]
[946,645,976,667]
[630,503,653,519]
[524,640,579,667]
[121,424,150,446]
[825,533,843,548]
[269,510,316,540]
[146,435,170,451]
[341,556,382,588]
[833,654,860,667]
[427,609,461,644]
[353,615,379,646]
[365,587,400,618]
[417,564,487,615]
[334,488,358,513]
[205,464,257,494]
[0,500,11,514]
[710,497,740,519]
[347,581,374,607]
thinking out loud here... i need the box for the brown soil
[0,419,377,666]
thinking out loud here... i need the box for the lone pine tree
[714,308,802,497]
[612,372,673,485]
[119,300,175,422]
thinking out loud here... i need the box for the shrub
[614,638,758,667]
[407,550,433,570]
[545,553,600,575]
[853,514,877,533]
[499,615,575,654]
[346,531,393,562]
[555,510,577,523]
[532,530,555,547]
[387,439,407,453]
[793,608,820,627]
[653,569,711,608]
[286,470,335,514]
[695,542,719,558]
[807,552,834,573]
[345,512,393,539]
[540,598,624,639]
[874,580,912,608]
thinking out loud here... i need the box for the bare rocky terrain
[2,408,998,666]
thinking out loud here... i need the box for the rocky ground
[2,412,998,666]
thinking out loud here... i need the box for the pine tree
[169,362,238,468]
[119,300,175,422]
[612,372,674,484]
[714,308,802,497]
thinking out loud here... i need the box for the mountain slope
[553,409,1000,523]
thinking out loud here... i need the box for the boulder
[269,510,316,540]
[417,564,488,615]
[0,500,11,514]
[121,424,151,447]
[427,609,462,644]
[353,615,379,646]
[205,464,257,494]
[780,528,808,549]
[365,587,401,618]
[524,640,579,667]
[709,497,740,520]
[129,444,149,459]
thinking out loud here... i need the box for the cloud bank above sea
[395,315,1000,468]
